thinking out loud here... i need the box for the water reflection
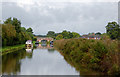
[63,54,102,75]
[2,49,25,75]
[36,44,55,53]
[35,44,39,47]
[37,44,54,49]
[48,49,55,53]
[26,49,32,53]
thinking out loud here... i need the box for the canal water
[2,44,80,75]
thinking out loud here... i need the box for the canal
[2,44,79,75]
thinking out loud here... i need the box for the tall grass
[54,38,120,75]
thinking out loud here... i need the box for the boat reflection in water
[26,48,32,53]
[26,45,33,53]
[25,47,33,59]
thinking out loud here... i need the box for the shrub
[54,38,120,75]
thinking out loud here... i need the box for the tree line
[87,21,120,40]
[1,17,36,47]
[47,30,80,40]
[46,21,120,40]
[2,17,119,47]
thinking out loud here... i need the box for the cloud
[2,2,118,35]
[2,0,120,2]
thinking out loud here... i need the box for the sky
[1,0,119,35]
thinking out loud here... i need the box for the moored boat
[25,40,33,48]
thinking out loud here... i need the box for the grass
[1,44,25,55]
[33,41,36,44]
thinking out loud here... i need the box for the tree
[12,18,21,33]
[27,32,34,40]
[95,32,101,35]
[72,32,80,38]
[2,17,34,46]
[56,34,63,40]
[26,27,33,33]
[2,24,16,46]
[21,27,26,32]
[4,17,12,24]
[33,37,37,41]
[68,31,73,38]
[47,31,55,38]
[4,17,21,33]
[24,32,32,41]
[106,22,120,40]
[62,30,70,39]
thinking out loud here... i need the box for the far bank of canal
[1,44,25,55]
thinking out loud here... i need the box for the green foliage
[95,32,101,35]
[72,32,80,38]
[2,44,25,55]
[46,30,80,40]
[62,30,70,39]
[4,17,21,33]
[4,17,12,24]
[106,22,120,40]
[56,34,63,40]
[2,17,34,47]
[54,39,120,75]
[33,37,37,41]
[26,27,33,33]
[21,27,26,32]
[100,33,110,40]
[47,31,55,38]
[27,32,34,39]
[2,24,16,46]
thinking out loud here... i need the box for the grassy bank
[1,44,25,55]
[54,38,120,75]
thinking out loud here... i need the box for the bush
[54,38,120,75]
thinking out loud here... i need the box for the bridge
[37,37,53,42]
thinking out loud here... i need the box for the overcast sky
[1,0,119,35]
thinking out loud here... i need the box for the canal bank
[54,39,120,75]
[1,40,38,55]
[1,44,25,55]
[54,47,103,75]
